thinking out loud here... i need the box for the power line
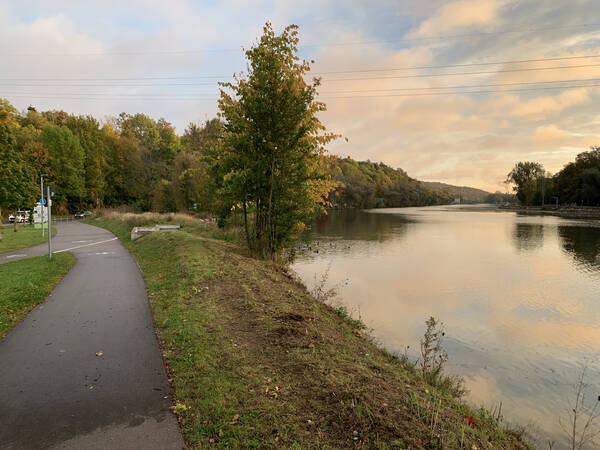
[302,22,600,47]
[319,63,600,82]
[316,54,600,74]
[3,54,600,81]
[3,22,600,56]
[4,80,600,102]
[5,76,600,97]
[0,82,219,87]
[1,92,216,98]
[2,94,217,101]
[2,62,599,88]
[318,82,600,99]
[319,77,600,93]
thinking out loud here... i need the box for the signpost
[46,186,55,259]
[40,174,46,236]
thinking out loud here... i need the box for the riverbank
[498,205,600,220]
[87,212,531,449]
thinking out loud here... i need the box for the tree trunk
[13,210,18,232]
[242,199,251,250]
[267,151,276,257]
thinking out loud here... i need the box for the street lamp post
[40,174,47,237]
[47,186,52,259]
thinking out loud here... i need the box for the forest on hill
[0,99,455,216]
[324,157,451,208]
[421,181,491,204]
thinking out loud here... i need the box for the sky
[1,0,600,192]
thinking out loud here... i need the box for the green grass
[0,253,76,338]
[0,225,56,253]
[89,215,532,449]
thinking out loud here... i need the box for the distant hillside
[323,156,452,208]
[421,181,491,203]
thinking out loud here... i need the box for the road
[0,222,184,449]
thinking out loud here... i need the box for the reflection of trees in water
[512,223,544,251]
[300,210,414,242]
[559,225,600,271]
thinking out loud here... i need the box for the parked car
[8,211,28,223]
[74,211,93,219]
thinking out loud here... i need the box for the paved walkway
[0,222,184,449]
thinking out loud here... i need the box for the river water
[291,205,600,447]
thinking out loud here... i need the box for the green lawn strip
[0,252,76,338]
[89,216,531,449]
[0,226,56,253]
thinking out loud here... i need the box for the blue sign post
[40,198,46,205]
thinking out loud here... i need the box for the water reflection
[512,223,544,252]
[559,225,600,272]
[292,206,600,448]
[301,209,414,242]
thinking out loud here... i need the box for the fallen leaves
[171,403,189,415]
[464,416,477,427]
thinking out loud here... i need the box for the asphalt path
[0,222,184,449]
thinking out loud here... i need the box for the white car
[8,211,29,224]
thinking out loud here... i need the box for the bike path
[0,222,184,449]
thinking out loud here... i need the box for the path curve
[0,222,184,449]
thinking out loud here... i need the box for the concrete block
[131,224,181,241]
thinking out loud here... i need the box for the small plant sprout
[559,362,600,449]
[420,317,448,384]
[310,262,348,303]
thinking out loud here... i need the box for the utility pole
[47,186,52,259]
[541,176,545,207]
[40,174,47,237]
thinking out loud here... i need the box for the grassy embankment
[88,211,530,449]
[0,253,76,338]
[0,225,56,253]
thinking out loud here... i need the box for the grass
[0,253,76,338]
[88,214,531,449]
[0,225,56,253]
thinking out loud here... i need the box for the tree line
[506,147,600,206]
[0,99,221,216]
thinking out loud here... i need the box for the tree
[506,161,545,205]
[65,115,107,207]
[40,124,85,210]
[0,113,32,236]
[553,147,600,205]
[114,113,181,210]
[581,168,600,205]
[211,23,338,257]
[181,118,222,153]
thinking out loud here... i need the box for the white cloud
[413,0,509,36]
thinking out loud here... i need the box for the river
[291,205,600,447]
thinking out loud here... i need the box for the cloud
[533,124,567,146]
[414,0,508,36]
